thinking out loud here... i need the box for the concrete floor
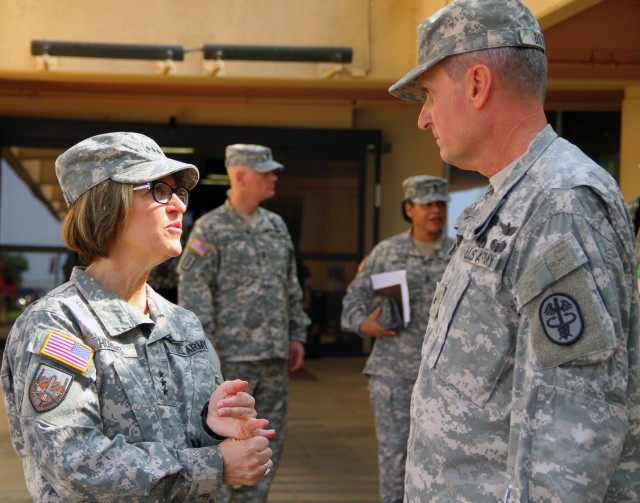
[0,355,380,502]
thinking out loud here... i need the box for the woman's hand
[220,436,273,485]
[359,307,397,338]
[205,379,276,440]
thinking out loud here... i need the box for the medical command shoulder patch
[29,363,73,412]
[40,330,94,373]
[539,293,584,345]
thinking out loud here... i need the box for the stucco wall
[1,0,637,237]
[1,0,417,82]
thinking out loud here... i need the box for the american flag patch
[40,330,93,373]
[189,238,209,257]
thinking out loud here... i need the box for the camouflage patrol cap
[403,175,450,204]
[389,0,545,103]
[225,144,284,173]
[55,132,199,207]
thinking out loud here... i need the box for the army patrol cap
[403,175,450,204]
[389,0,545,103]
[56,132,200,207]
[225,144,284,173]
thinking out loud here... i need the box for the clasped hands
[205,379,275,485]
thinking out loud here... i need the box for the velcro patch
[524,263,615,368]
[180,253,196,272]
[189,238,209,257]
[40,330,93,373]
[29,363,73,412]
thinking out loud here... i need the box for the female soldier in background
[341,175,453,503]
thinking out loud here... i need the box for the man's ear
[228,166,245,185]
[466,64,492,109]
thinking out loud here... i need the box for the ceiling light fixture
[202,44,352,63]
[31,40,185,61]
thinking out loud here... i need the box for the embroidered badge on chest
[29,363,74,412]
[539,293,584,345]
[498,220,518,236]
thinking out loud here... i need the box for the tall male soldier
[390,1,639,501]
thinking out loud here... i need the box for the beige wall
[1,0,638,236]
[355,108,445,241]
[1,0,417,83]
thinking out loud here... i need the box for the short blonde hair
[61,179,132,265]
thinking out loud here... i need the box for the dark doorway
[0,117,381,356]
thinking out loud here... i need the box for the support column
[620,86,640,201]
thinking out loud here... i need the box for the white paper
[370,269,410,326]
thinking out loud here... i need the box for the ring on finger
[263,464,271,477]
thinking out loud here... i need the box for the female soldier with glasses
[2,132,274,501]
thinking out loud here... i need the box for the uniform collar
[459,125,557,240]
[403,229,448,254]
[223,198,276,232]
[145,285,182,343]
[71,267,165,339]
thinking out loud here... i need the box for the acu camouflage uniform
[405,126,640,502]
[390,1,640,500]
[2,267,225,502]
[178,199,309,501]
[341,230,453,502]
[625,194,640,273]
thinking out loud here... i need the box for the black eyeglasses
[133,181,190,206]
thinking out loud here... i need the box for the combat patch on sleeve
[189,238,210,257]
[29,363,73,412]
[40,330,94,373]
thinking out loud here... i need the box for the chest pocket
[423,271,517,408]
[218,231,290,288]
[95,346,163,443]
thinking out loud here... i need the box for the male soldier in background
[341,176,453,503]
[178,144,310,502]
[389,0,639,501]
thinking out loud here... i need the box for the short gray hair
[441,46,547,102]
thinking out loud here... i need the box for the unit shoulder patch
[539,293,584,345]
[29,363,74,412]
[180,253,197,272]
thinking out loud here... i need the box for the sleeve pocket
[529,384,627,501]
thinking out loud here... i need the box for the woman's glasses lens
[151,182,189,206]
